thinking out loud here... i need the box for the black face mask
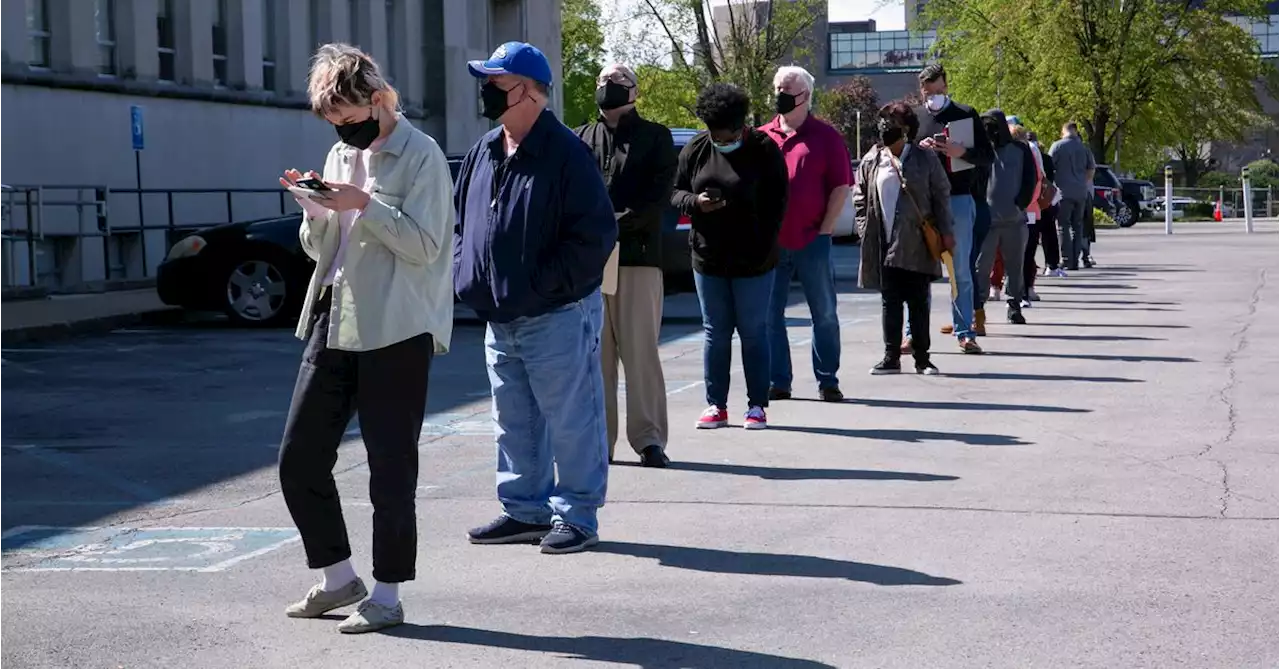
[595,82,632,111]
[480,81,521,121]
[335,110,380,150]
[775,91,803,115]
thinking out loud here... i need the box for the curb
[1,307,187,346]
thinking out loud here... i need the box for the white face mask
[925,94,950,112]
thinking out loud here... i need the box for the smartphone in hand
[703,187,723,202]
[931,133,948,144]
[295,177,335,192]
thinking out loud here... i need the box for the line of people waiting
[270,42,1102,633]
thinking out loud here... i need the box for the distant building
[1,0,563,289]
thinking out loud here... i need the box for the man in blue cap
[453,41,617,554]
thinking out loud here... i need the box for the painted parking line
[1,526,299,573]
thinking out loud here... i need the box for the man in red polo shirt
[760,65,853,403]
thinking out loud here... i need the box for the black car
[1118,177,1155,226]
[159,149,699,326]
[1092,164,1130,226]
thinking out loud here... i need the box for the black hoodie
[915,99,995,199]
[981,109,1038,224]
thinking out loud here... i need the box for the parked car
[159,149,704,325]
[1151,195,1198,219]
[1119,177,1155,225]
[1093,164,1128,225]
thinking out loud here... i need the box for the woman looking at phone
[276,43,454,634]
[671,83,789,430]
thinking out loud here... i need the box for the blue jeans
[694,270,774,410]
[485,292,608,535]
[766,234,841,392]
[908,194,977,340]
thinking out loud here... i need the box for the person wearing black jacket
[975,109,1037,325]
[574,64,677,468]
[1025,131,1063,291]
[913,64,995,353]
[672,83,788,431]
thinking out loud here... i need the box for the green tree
[634,65,700,128]
[816,77,880,157]
[619,0,825,124]
[1246,158,1278,192]
[924,0,1276,166]
[561,0,605,127]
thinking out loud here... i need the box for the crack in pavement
[1162,268,1267,517]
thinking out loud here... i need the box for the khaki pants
[602,266,668,458]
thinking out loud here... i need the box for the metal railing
[1,185,294,290]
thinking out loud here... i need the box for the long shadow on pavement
[1038,298,1178,306]
[1037,322,1189,329]
[1033,305,1181,312]
[847,398,1090,413]
[381,625,837,668]
[977,351,1195,363]
[999,333,1162,342]
[768,425,1028,446]
[941,372,1142,383]
[659,461,959,481]
[594,542,962,586]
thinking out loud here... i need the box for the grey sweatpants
[977,220,1028,304]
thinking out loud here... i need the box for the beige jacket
[296,116,455,353]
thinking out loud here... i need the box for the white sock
[369,581,400,607]
[320,559,358,591]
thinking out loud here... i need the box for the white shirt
[296,138,385,286]
[876,146,911,240]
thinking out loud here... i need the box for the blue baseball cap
[467,42,553,86]
[1006,114,1022,126]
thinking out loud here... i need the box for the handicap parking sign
[1,526,299,572]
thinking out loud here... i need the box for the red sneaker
[696,406,728,429]
[743,406,768,430]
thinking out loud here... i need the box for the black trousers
[881,265,932,364]
[1036,204,1061,272]
[278,294,433,583]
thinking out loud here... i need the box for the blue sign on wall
[130,105,144,151]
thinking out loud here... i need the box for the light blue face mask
[713,139,742,154]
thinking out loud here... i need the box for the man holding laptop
[912,64,994,354]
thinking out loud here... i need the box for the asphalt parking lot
[2,224,1277,668]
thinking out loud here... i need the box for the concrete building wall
[0,0,562,288]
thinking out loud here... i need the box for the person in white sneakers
[277,43,455,634]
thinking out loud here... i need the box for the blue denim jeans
[766,234,841,392]
[908,194,977,340]
[485,292,608,535]
[948,194,976,339]
[972,196,992,312]
[694,270,774,409]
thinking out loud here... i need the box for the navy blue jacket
[453,109,617,323]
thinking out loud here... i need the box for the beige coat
[296,115,455,353]
[853,145,953,290]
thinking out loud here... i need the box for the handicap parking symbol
[1,526,299,572]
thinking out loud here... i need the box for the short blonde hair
[1010,124,1029,141]
[307,43,400,117]
[773,65,815,108]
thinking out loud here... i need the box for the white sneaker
[989,287,1003,301]
[1053,268,1069,278]
[1020,299,1032,309]
[1027,288,1041,301]
[1042,267,1053,277]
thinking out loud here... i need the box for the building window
[94,0,118,76]
[212,0,228,86]
[828,30,936,71]
[157,0,176,81]
[262,0,277,91]
[26,0,51,68]
[384,0,397,82]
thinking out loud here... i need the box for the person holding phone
[275,43,454,634]
[672,83,789,430]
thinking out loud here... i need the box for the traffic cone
[1214,197,1223,222]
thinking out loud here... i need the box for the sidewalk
[1,288,181,345]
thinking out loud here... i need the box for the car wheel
[1114,201,1136,228]
[223,255,294,326]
